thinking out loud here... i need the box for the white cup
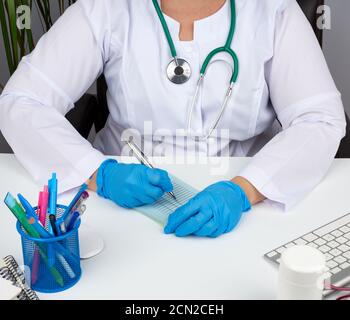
[277,245,329,300]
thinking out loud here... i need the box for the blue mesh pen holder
[16,205,82,293]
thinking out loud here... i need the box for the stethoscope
[152,0,239,140]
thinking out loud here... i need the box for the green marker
[4,193,64,287]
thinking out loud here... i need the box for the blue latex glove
[97,159,173,208]
[164,181,251,238]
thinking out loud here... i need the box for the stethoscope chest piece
[167,58,191,84]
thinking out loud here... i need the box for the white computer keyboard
[265,213,350,295]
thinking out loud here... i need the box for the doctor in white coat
[0,0,346,237]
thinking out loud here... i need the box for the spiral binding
[0,255,39,300]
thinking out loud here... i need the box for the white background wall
[1,1,350,152]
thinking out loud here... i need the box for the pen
[39,186,49,227]
[17,194,56,268]
[28,217,51,238]
[49,214,59,236]
[48,174,57,236]
[18,194,37,220]
[125,139,177,201]
[56,254,76,279]
[60,185,88,232]
[33,191,43,285]
[66,212,80,232]
[48,174,59,266]
[5,193,41,239]
[48,173,57,216]
[34,186,48,284]
[64,204,86,231]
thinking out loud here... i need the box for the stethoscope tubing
[153,0,239,140]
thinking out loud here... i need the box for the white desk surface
[1,154,350,300]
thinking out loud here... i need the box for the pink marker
[32,186,49,285]
[39,186,49,226]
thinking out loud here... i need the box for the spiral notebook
[0,255,39,300]
[136,175,198,225]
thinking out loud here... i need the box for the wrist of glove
[164,181,251,238]
[97,159,173,208]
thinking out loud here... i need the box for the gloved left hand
[164,181,251,238]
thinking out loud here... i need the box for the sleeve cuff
[239,164,299,211]
[58,150,107,194]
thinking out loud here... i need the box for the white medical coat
[0,0,346,209]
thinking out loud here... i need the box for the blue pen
[17,194,55,240]
[17,194,37,220]
[24,204,56,266]
[48,173,57,216]
[66,212,80,232]
[47,173,58,265]
[61,184,87,221]
[27,216,52,238]
[27,215,78,263]
[48,173,58,235]
[59,184,88,232]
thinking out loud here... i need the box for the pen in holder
[16,205,82,293]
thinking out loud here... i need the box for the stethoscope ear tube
[186,75,204,137]
[187,73,235,141]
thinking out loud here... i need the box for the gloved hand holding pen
[96,159,173,208]
[164,181,251,238]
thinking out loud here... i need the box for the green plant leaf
[21,0,35,51]
[0,0,14,73]
[6,0,19,71]
[1,0,77,76]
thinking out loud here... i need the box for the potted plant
[0,0,76,90]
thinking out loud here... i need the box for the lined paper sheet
[136,175,198,225]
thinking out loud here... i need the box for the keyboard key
[331,267,342,274]
[336,236,348,244]
[294,238,307,245]
[313,214,350,237]
[328,241,339,248]
[319,245,331,253]
[324,253,333,261]
[323,234,335,242]
[343,251,350,259]
[327,260,338,269]
[338,244,350,252]
[307,243,318,249]
[334,256,347,264]
[330,249,342,257]
[267,251,278,258]
[285,243,295,248]
[340,262,350,269]
[340,226,350,233]
[314,238,326,246]
[331,230,343,237]
[302,233,318,242]
[277,247,286,254]
[344,232,350,240]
